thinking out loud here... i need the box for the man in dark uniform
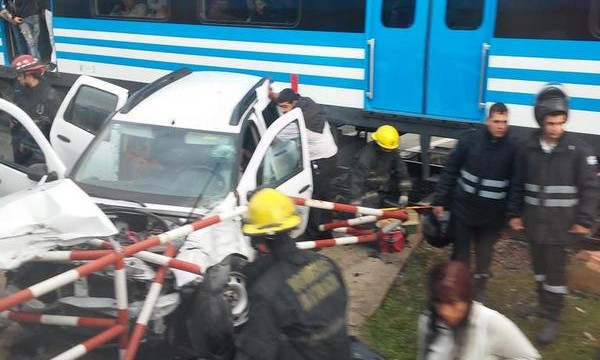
[346,124,411,208]
[431,103,517,302]
[509,84,599,344]
[10,54,61,165]
[235,188,350,360]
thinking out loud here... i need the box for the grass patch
[360,242,600,360]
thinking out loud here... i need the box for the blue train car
[0,0,598,176]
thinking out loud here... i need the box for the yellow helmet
[371,125,400,150]
[242,188,301,235]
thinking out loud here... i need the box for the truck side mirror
[26,163,57,182]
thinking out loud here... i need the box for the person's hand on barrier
[509,217,524,232]
[433,206,444,218]
[568,224,590,236]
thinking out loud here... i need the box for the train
[0,0,598,178]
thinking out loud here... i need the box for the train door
[425,0,497,121]
[365,0,429,114]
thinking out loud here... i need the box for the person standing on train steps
[277,88,339,238]
[432,102,517,303]
[0,0,27,57]
[508,84,599,345]
[13,0,42,59]
[235,188,350,360]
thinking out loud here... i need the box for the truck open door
[0,98,66,197]
[236,107,313,236]
[50,75,128,172]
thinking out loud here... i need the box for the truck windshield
[72,121,237,209]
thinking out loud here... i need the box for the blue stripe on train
[491,38,600,61]
[54,36,365,68]
[57,51,365,89]
[488,68,600,86]
[487,91,600,112]
[54,18,367,49]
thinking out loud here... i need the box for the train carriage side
[0,0,598,162]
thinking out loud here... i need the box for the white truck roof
[111,71,264,133]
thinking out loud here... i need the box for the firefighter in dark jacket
[347,125,411,208]
[508,84,599,345]
[10,54,61,165]
[432,103,516,302]
[235,188,350,360]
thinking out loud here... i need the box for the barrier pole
[113,252,129,360]
[331,227,374,236]
[0,206,247,312]
[290,197,408,220]
[319,215,380,232]
[124,244,176,360]
[50,324,125,360]
[0,311,116,327]
[296,234,378,249]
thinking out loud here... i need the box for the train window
[200,0,299,25]
[94,0,171,20]
[382,0,415,28]
[495,0,600,41]
[446,0,483,30]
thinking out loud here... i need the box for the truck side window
[64,86,119,135]
[256,120,302,187]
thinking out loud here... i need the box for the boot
[536,319,559,345]
[519,282,545,319]
[473,278,488,304]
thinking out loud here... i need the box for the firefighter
[235,188,350,360]
[431,103,517,302]
[9,54,60,165]
[346,124,411,208]
[11,54,61,137]
[508,84,599,344]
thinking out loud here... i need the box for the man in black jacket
[508,84,599,345]
[432,103,516,302]
[235,188,350,360]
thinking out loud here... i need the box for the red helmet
[11,54,46,75]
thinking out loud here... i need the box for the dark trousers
[306,154,338,238]
[528,243,567,320]
[451,220,500,278]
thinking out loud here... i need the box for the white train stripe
[489,55,600,74]
[488,78,600,100]
[54,28,365,59]
[488,102,600,134]
[56,59,365,108]
[56,43,365,80]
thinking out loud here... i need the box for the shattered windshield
[72,121,237,208]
